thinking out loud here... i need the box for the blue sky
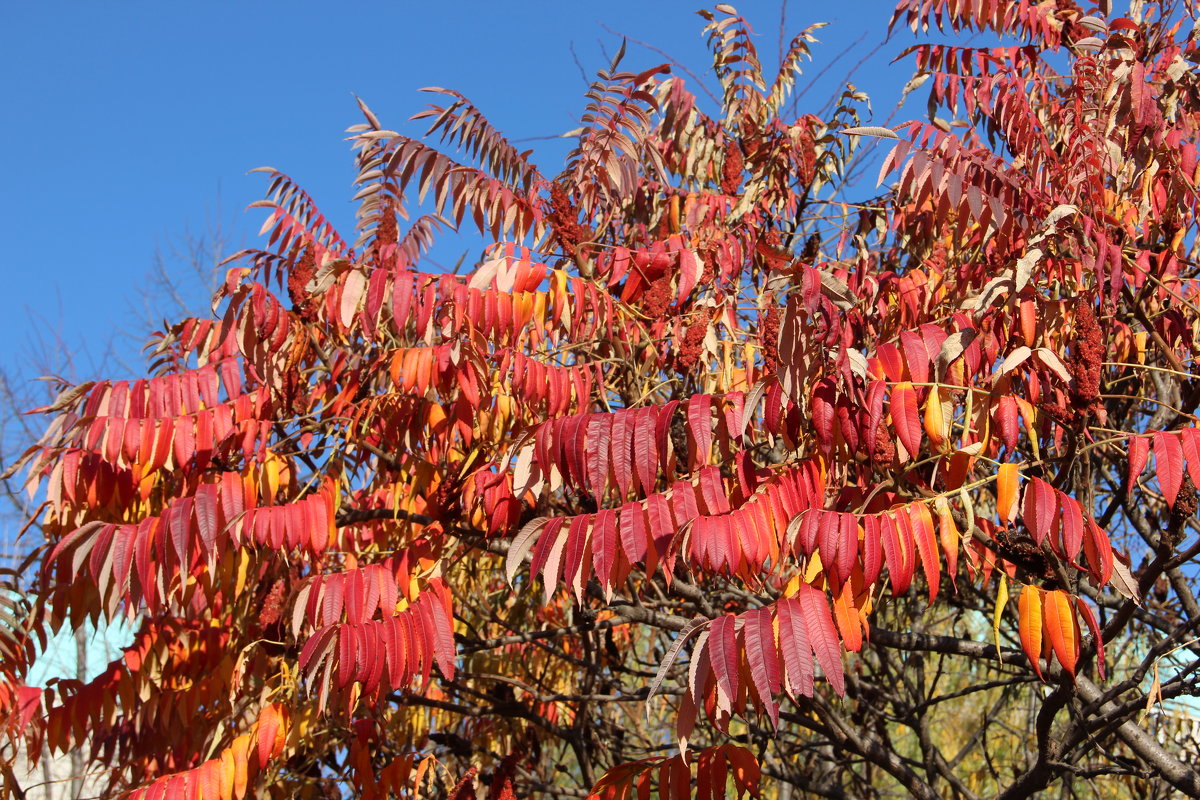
[1,1,914,385]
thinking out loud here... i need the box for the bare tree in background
[0,218,233,800]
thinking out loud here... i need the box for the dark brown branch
[1075,676,1200,797]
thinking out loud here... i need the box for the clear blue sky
[1,1,918,386]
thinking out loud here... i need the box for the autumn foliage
[7,2,1200,798]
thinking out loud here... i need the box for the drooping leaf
[993,575,1008,659]
[708,613,740,703]
[1018,584,1044,679]
[908,503,940,603]
[776,596,814,699]
[1021,477,1056,546]
[743,607,781,727]
[1153,430,1184,509]
[1043,589,1078,678]
[797,582,844,696]
[890,382,922,460]
[1127,436,1150,494]
[996,464,1020,525]
[1075,597,1106,681]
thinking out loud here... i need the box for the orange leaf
[255,704,281,769]
[996,464,1020,525]
[232,734,250,800]
[1044,589,1079,677]
[923,385,952,452]
[934,497,959,589]
[908,503,940,603]
[1018,584,1044,679]
[831,579,863,652]
[219,747,236,800]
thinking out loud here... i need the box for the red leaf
[798,583,844,696]
[861,515,883,586]
[168,500,191,573]
[1075,597,1106,681]
[346,569,365,626]
[1154,430,1184,509]
[707,614,740,702]
[812,380,837,453]
[743,607,781,728]
[865,380,886,457]
[688,395,713,467]
[1022,477,1056,546]
[836,513,858,588]
[564,415,589,490]
[634,408,658,494]
[646,493,673,568]
[561,514,592,603]
[1059,492,1084,563]
[192,485,218,554]
[701,516,726,574]
[611,410,635,499]
[392,615,413,687]
[592,508,619,594]
[817,511,841,584]
[359,623,379,689]
[880,512,912,596]
[1127,436,1149,493]
[585,414,613,500]
[794,508,821,557]
[112,525,135,599]
[900,329,930,385]
[698,466,729,515]
[894,509,918,594]
[255,706,281,769]
[424,586,457,681]
[995,395,1020,451]
[730,509,757,574]
[890,382,922,459]
[1181,428,1200,490]
[619,502,648,564]
[1083,517,1114,586]
[655,400,681,477]
[876,343,905,382]
[528,518,565,583]
[384,616,404,689]
[776,597,814,698]
[935,500,958,589]
[336,625,356,689]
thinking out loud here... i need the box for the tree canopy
[6,2,1200,798]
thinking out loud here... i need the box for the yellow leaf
[993,575,1008,659]
[1143,662,1162,722]
[234,549,251,598]
[802,552,825,584]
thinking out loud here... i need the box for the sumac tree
[5,2,1200,799]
